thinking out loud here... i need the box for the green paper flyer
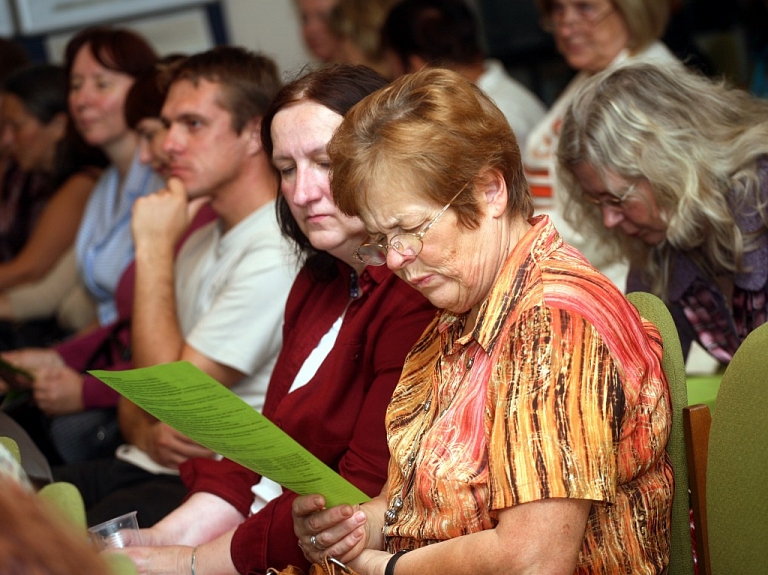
[90,361,370,507]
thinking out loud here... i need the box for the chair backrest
[36,481,137,575]
[682,403,711,575]
[0,436,20,463]
[37,481,87,530]
[707,321,768,574]
[627,291,694,575]
[0,412,53,485]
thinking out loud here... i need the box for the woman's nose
[293,171,321,205]
[385,247,415,271]
[601,206,625,229]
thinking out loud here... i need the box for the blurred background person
[523,0,677,290]
[0,64,106,348]
[558,62,768,364]
[0,27,161,340]
[0,58,194,468]
[294,0,345,62]
[66,26,161,329]
[0,25,159,468]
[0,38,31,258]
[328,0,397,76]
[381,0,546,149]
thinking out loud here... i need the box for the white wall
[221,0,314,79]
[43,1,315,78]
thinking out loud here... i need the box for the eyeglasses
[581,180,639,209]
[354,182,468,266]
[541,2,615,33]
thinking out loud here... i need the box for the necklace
[384,352,475,526]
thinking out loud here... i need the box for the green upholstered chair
[0,435,20,464]
[104,554,139,575]
[627,291,694,575]
[36,481,138,574]
[38,481,87,530]
[707,321,768,574]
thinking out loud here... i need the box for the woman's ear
[479,168,508,218]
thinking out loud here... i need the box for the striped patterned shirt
[384,215,673,574]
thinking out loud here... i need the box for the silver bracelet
[191,546,198,575]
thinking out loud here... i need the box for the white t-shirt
[116,201,298,474]
[175,201,298,410]
[477,58,547,151]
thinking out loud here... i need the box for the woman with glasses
[292,67,672,575]
[523,0,676,288]
[558,62,768,365]
[113,64,435,575]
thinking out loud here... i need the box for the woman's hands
[292,494,387,566]
[112,528,240,575]
[111,544,193,575]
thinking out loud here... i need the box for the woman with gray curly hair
[558,61,768,363]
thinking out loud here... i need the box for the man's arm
[131,178,242,385]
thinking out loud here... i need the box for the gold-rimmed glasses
[540,1,616,33]
[581,180,640,209]
[354,182,469,266]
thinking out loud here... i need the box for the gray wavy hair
[557,62,768,298]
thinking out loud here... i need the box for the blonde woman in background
[328,0,398,76]
[523,0,678,289]
[558,62,768,364]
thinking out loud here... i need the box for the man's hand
[132,177,202,251]
[143,422,216,469]
[31,365,84,415]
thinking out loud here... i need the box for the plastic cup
[87,511,141,549]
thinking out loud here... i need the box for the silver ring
[310,534,324,550]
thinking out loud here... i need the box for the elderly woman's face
[547,0,630,73]
[358,176,513,314]
[572,162,667,245]
[271,101,366,264]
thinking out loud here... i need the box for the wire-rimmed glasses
[581,180,640,209]
[354,182,469,266]
[540,2,615,33]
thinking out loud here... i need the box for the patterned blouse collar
[437,215,560,354]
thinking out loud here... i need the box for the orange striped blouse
[383,215,673,574]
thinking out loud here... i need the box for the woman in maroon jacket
[117,65,435,575]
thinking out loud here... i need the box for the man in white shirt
[53,47,298,526]
[381,0,546,149]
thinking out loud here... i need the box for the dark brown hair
[64,25,157,81]
[162,46,280,135]
[260,64,388,280]
[330,67,531,227]
[124,54,186,130]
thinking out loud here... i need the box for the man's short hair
[163,46,281,134]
